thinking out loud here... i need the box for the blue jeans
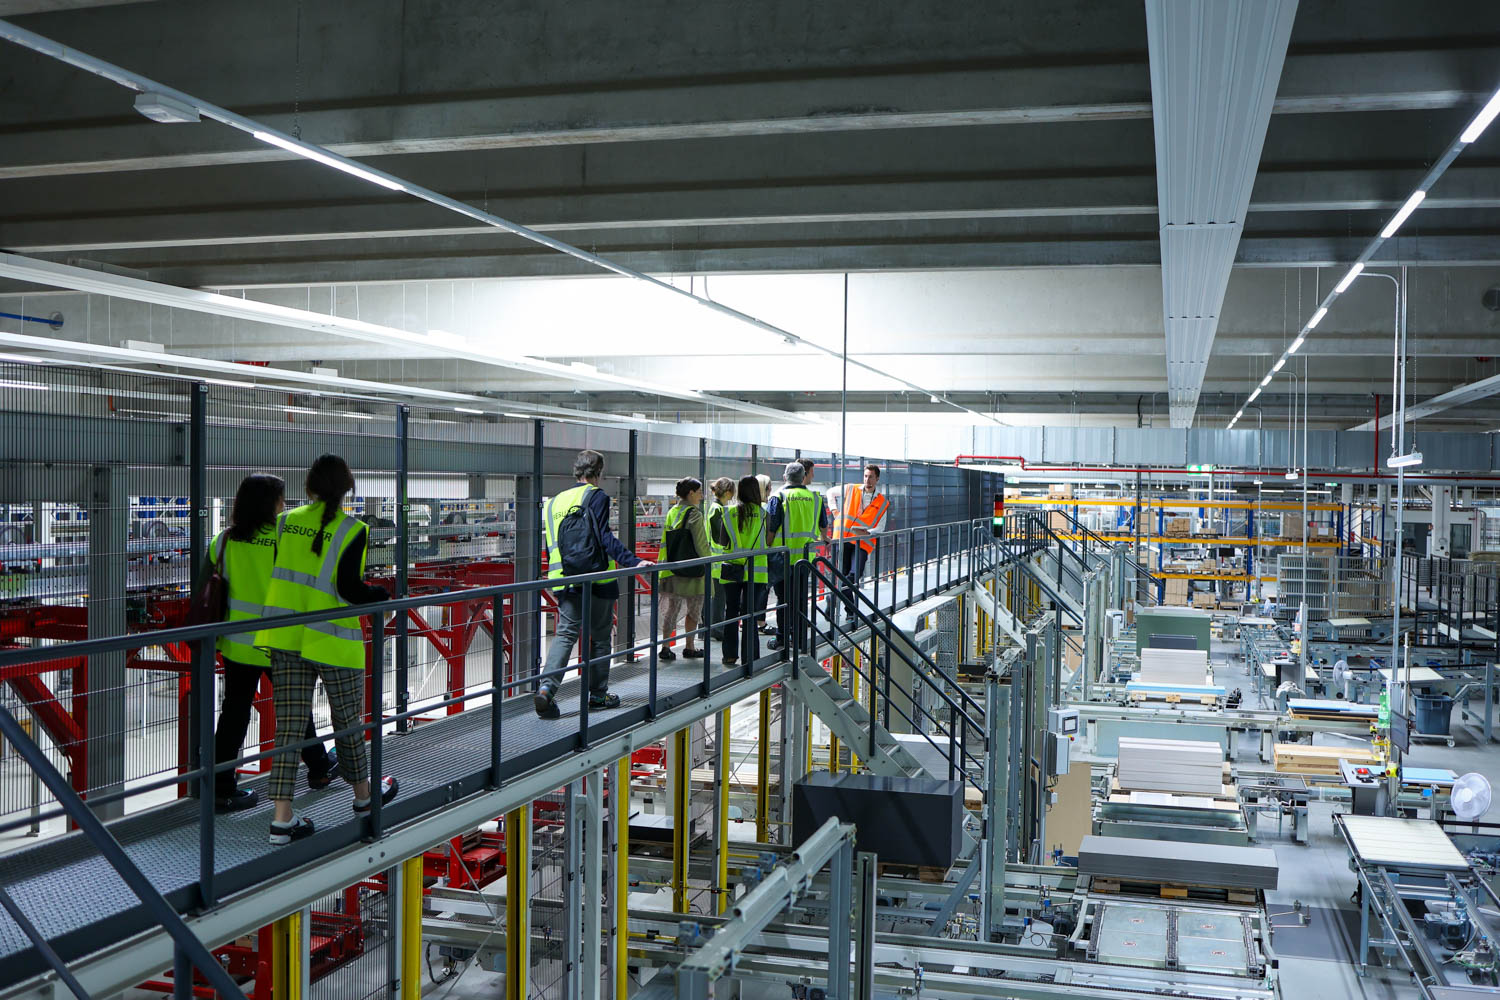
[543,588,615,698]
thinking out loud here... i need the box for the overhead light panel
[1248,387,1261,402]
[133,91,200,124]
[252,130,405,192]
[1289,335,1306,354]
[1306,307,1327,330]
[0,379,50,391]
[1285,470,1299,481]
[1460,87,1500,144]
[1273,358,1285,372]
[454,406,484,414]
[1334,263,1365,294]
[1387,451,1424,469]
[1260,375,1272,387]
[1379,190,1427,240]
[929,395,940,404]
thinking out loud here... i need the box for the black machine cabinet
[792,772,963,868]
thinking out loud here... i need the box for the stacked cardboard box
[1164,579,1191,605]
[1281,514,1304,540]
[1165,516,1191,536]
[1048,511,1071,532]
[1191,592,1217,609]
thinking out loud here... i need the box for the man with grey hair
[764,460,827,652]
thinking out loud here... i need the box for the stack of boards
[1274,743,1381,777]
[1117,737,1225,795]
[1137,648,1211,687]
[1079,835,1279,891]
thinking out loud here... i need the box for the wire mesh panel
[306,883,392,1000]
[527,789,570,999]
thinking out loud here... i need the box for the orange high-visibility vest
[837,484,889,553]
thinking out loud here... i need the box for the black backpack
[556,488,608,576]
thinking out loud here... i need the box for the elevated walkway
[0,544,993,999]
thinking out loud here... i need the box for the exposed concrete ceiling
[1,0,1499,434]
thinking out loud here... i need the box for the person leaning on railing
[253,454,397,845]
[658,477,711,661]
[721,474,768,665]
[533,449,651,719]
[207,473,337,813]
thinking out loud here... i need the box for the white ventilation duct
[1146,0,1298,427]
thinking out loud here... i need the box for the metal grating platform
[0,654,748,983]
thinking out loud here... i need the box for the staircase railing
[798,555,992,792]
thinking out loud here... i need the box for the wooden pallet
[1273,742,1380,776]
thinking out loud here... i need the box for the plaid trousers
[267,650,367,801]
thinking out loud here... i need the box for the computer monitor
[1390,709,1411,754]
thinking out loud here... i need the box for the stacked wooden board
[1273,742,1381,777]
[1117,737,1225,795]
[1079,835,1279,890]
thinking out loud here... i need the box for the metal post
[583,772,604,1000]
[716,708,732,914]
[625,430,638,659]
[395,405,411,731]
[852,852,877,1000]
[491,594,504,787]
[825,840,853,1000]
[85,464,128,820]
[564,779,584,1000]
[983,677,1011,941]
[368,615,385,840]
[611,756,629,1000]
[505,805,531,1000]
[756,690,771,843]
[398,855,422,1000]
[672,726,692,913]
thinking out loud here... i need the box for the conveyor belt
[0,654,748,983]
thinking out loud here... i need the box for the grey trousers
[543,587,615,698]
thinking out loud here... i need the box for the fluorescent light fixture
[1307,306,1328,330]
[251,130,405,191]
[1235,410,1244,420]
[0,379,50,391]
[133,91,200,124]
[1248,387,1261,402]
[345,412,375,420]
[929,395,940,404]
[1460,87,1500,143]
[1260,375,1272,387]
[454,406,484,414]
[1285,470,1300,481]
[121,339,165,354]
[1334,262,1365,294]
[284,405,317,415]
[1272,358,1285,372]
[1387,451,1423,469]
[1380,190,1427,240]
[1253,479,1263,486]
[204,377,255,389]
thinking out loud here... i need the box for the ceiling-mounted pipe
[951,455,1500,484]
[0,310,62,330]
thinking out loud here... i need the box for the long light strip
[0,19,994,426]
[0,252,812,424]
[1223,79,1500,428]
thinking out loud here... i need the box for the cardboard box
[1049,483,1074,498]
[1048,511,1071,532]
[1163,580,1191,605]
[1165,516,1191,537]
[1191,592,1218,609]
[1281,514,1303,540]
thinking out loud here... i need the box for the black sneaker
[683,648,705,659]
[534,689,561,719]
[215,788,258,813]
[767,637,785,651]
[269,816,314,845]
[659,647,677,661]
[588,693,622,710]
[307,750,340,789]
[353,775,399,813]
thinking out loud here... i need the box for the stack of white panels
[1117,737,1224,795]
[1138,648,1211,686]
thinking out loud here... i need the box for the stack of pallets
[1273,743,1381,777]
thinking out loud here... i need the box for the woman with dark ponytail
[254,454,397,845]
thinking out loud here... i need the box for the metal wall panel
[1421,432,1493,473]
[1304,431,1336,470]
[1043,426,1114,464]
[1188,429,1258,468]
[1115,427,1186,467]
[1335,432,1379,471]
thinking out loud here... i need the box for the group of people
[206,455,397,846]
[534,449,890,718]
[206,448,890,845]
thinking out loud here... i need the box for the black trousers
[214,658,329,796]
[839,542,872,613]
[722,580,763,662]
[773,564,810,653]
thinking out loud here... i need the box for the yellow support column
[505,806,530,1000]
[614,756,630,1000]
[398,855,423,1000]
[671,727,692,913]
[716,707,731,915]
[849,649,861,772]
[271,909,304,1000]
[756,689,771,843]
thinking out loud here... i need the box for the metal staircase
[789,658,930,781]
